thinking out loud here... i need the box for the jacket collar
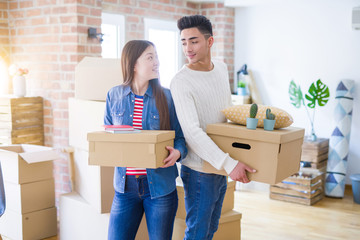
[123,80,155,98]
[144,81,154,97]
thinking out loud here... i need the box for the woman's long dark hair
[121,40,170,130]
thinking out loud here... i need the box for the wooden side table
[0,96,44,145]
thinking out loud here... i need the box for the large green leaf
[305,79,330,108]
[289,80,303,108]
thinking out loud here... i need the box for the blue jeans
[181,165,227,240]
[108,175,178,240]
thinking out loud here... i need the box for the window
[144,18,182,88]
[101,13,125,59]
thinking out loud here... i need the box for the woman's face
[134,45,159,82]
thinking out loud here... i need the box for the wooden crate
[301,159,328,170]
[301,138,329,163]
[301,151,328,162]
[270,171,324,205]
[318,166,326,184]
[300,138,329,192]
[309,159,327,169]
[302,138,329,150]
[0,97,44,145]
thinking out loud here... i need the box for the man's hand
[161,146,181,168]
[229,162,256,183]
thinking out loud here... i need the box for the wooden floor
[234,187,360,240]
[2,188,358,240]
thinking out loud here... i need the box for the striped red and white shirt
[126,95,147,176]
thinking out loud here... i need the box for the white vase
[12,75,26,97]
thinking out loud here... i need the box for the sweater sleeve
[167,90,187,162]
[170,78,238,174]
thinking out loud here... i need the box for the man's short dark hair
[177,15,213,37]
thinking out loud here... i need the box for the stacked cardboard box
[0,144,59,240]
[68,97,114,214]
[60,57,148,239]
[0,97,44,145]
[173,177,242,240]
[270,170,324,205]
[60,57,117,239]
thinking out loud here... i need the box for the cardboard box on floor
[68,98,113,213]
[75,57,122,101]
[4,179,55,214]
[0,207,57,240]
[88,131,174,168]
[204,123,305,185]
[69,98,106,151]
[173,210,242,240]
[73,147,114,213]
[0,144,60,184]
[60,192,148,240]
[176,181,235,219]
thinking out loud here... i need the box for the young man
[170,15,256,239]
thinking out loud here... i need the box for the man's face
[180,27,213,65]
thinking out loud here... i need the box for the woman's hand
[161,146,181,168]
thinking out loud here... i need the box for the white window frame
[101,13,125,58]
[144,18,183,86]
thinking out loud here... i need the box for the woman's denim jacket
[104,83,187,199]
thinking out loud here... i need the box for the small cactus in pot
[250,103,258,118]
[264,108,276,131]
[266,108,275,120]
[246,103,259,130]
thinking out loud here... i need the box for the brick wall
[4,0,235,206]
[0,0,10,93]
[200,2,235,87]
[7,0,102,204]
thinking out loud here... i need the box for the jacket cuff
[175,143,187,162]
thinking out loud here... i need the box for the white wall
[234,0,360,184]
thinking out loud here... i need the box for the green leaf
[305,79,330,108]
[289,80,303,108]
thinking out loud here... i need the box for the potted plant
[237,80,247,96]
[236,64,249,96]
[246,103,258,130]
[264,108,276,131]
[289,79,330,141]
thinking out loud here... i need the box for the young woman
[104,40,187,240]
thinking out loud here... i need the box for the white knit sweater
[170,60,238,174]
